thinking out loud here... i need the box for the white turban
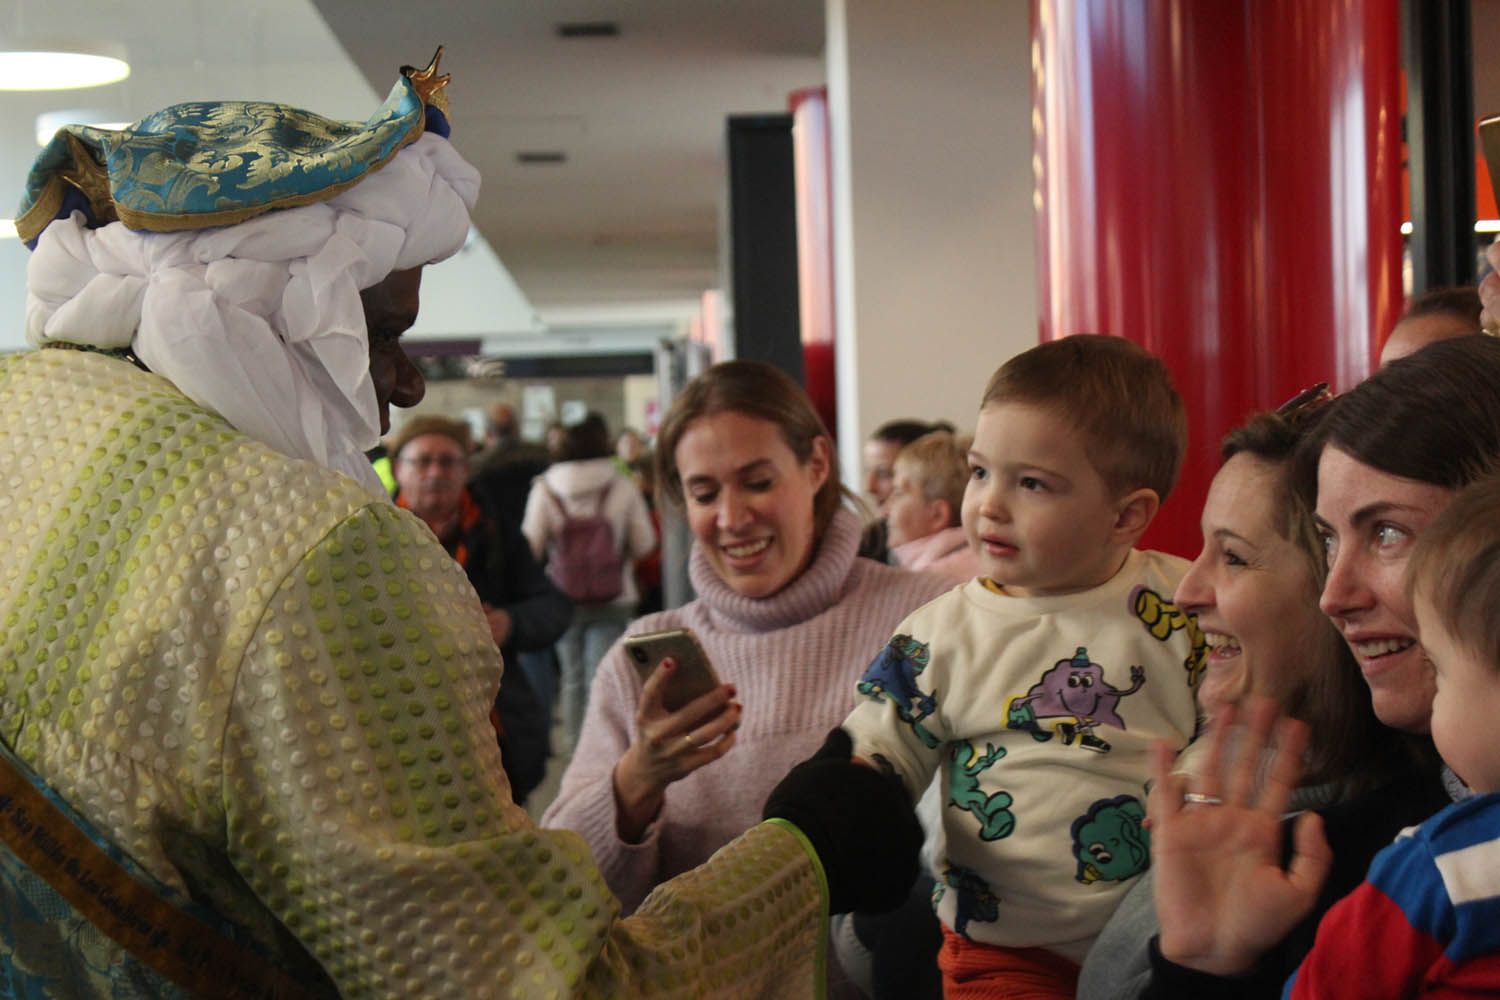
[24,132,480,498]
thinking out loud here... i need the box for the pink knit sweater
[542,506,952,912]
[890,524,979,584]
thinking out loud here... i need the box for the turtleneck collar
[688,505,864,632]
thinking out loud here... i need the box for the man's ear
[1111,488,1160,546]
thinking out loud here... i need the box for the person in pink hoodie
[884,430,980,584]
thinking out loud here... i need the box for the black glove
[762,727,922,914]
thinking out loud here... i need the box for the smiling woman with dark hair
[1078,399,1423,1000]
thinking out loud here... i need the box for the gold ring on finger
[682,733,697,750]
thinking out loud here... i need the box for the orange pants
[938,927,1080,1000]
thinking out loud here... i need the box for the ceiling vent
[556,22,620,39]
[516,151,567,165]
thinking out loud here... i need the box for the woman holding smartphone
[543,363,949,963]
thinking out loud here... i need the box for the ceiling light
[0,220,18,240]
[0,42,130,91]
[35,109,129,147]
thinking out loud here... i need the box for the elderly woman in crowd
[543,360,950,990]
[0,55,920,997]
[881,429,979,583]
[1111,335,1500,998]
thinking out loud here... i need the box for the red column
[791,87,839,440]
[1033,0,1403,557]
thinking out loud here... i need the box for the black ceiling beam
[1405,0,1475,292]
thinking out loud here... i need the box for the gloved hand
[762,727,922,914]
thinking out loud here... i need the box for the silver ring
[1182,792,1222,806]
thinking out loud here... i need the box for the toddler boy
[843,335,1206,997]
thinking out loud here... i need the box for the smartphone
[623,628,721,712]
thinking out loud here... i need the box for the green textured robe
[0,348,826,998]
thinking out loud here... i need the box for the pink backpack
[543,482,624,604]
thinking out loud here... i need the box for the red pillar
[790,87,839,441]
[1033,0,1403,557]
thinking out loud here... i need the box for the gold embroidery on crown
[403,47,451,116]
[59,132,120,227]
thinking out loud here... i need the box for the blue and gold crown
[16,47,454,246]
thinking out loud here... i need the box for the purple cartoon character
[1005,646,1144,753]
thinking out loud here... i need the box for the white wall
[827,0,1037,487]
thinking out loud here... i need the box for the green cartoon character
[946,740,1014,841]
[1071,794,1149,884]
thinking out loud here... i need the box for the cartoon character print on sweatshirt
[857,633,941,748]
[933,864,1000,940]
[1071,794,1149,884]
[946,740,1014,841]
[1004,647,1144,753]
[1132,585,1208,688]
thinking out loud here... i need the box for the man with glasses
[391,415,571,804]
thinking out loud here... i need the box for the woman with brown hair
[1078,398,1431,1000]
[543,361,948,984]
[1086,335,1500,998]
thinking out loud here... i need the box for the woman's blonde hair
[894,431,970,528]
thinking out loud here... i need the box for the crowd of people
[4,47,1500,1000]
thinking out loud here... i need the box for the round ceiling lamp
[0,41,129,91]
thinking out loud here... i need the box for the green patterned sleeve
[222,501,826,998]
[585,820,828,998]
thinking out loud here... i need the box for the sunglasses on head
[1275,380,1334,418]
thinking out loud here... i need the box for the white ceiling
[14,2,1500,348]
[0,0,823,348]
[312,0,826,315]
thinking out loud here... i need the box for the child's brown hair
[1406,471,1500,674]
[981,334,1186,501]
